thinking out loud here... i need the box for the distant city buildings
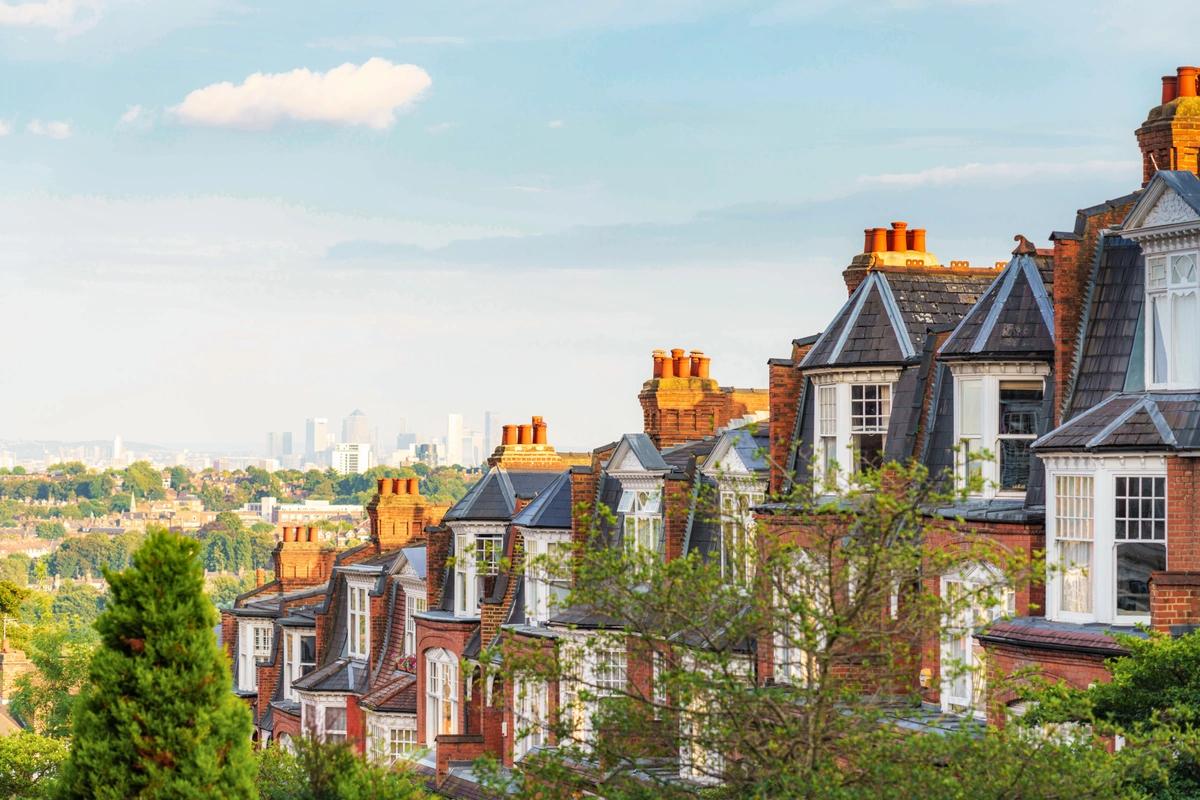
[445,413,463,467]
[266,431,293,458]
[305,417,332,460]
[331,442,371,475]
[342,409,370,446]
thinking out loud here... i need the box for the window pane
[998,439,1031,491]
[325,706,347,731]
[1058,541,1092,614]
[998,383,1042,435]
[959,380,982,437]
[1152,294,1169,384]
[1116,543,1166,615]
[853,433,884,472]
[1148,256,1167,290]
[1171,253,1197,285]
[1172,290,1198,386]
[818,386,837,436]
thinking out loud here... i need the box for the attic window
[849,384,890,472]
[1146,252,1200,389]
[620,490,662,553]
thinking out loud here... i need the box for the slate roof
[292,657,370,694]
[976,617,1143,657]
[401,545,427,580]
[939,253,1055,359]
[1035,392,1200,452]
[1063,235,1145,418]
[443,467,560,522]
[801,269,997,370]
[609,433,671,472]
[512,470,572,529]
[659,437,718,471]
[358,672,417,713]
[1154,170,1200,218]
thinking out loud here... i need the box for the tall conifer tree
[58,528,255,799]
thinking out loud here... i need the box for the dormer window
[348,581,371,660]
[283,630,316,701]
[619,489,662,553]
[237,619,272,692]
[951,366,1047,498]
[452,526,504,617]
[812,370,899,485]
[1146,252,1200,388]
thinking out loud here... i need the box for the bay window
[818,385,837,481]
[1114,476,1166,615]
[593,646,627,696]
[1047,457,1167,624]
[237,619,272,692]
[452,525,504,616]
[348,581,370,659]
[324,706,347,743]
[368,716,418,764]
[1146,252,1200,389]
[619,489,662,553]
[425,648,459,745]
[719,489,763,583]
[850,383,890,472]
[811,371,898,486]
[513,679,549,760]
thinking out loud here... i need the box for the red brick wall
[768,359,806,495]
[985,642,1111,727]
[1150,572,1200,632]
[346,694,365,754]
[426,526,451,610]
[414,617,476,746]
[663,476,691,563]
[1168,457,1200,571]
[1136,102,1200,186]
[220,610,237,662]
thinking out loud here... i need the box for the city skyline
[4,2,1200,449]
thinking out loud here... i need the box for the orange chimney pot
[888,221,908,252]
[391,477,405,495]
[870,227,888,253]
[689,351,705,378]
[909,228,926,252]
[651,349,666,378]
[378,478,392,496]
[532,416,548,445]
[1163,75,1179,104]
[862,229,873,253]
[698,355,711,379]
[406,477,419,495]
[671,348,687,379]
[502,425,517,445]
[1178,66,1198,98]
[518,424,533,445]
[306,526,316,543]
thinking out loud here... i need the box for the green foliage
[256,738,430,800]
[0,553,31,586]
[11,626,97,737]
[57,529,255,799]
[0,579,29,616]
[207,574,254,610]
[34,522,65,541]
[50,583,104,629]
[122,461,164,500]
[0,731,68,799]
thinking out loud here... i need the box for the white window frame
[513,678,549,761]
[403,587,427,657]
[366,713,419,764]
[939,564,1014,719]
[451,523,504,617]
[718,487,764,583]
[424,648,459,746]
[283,628,317,701]
[1145,250,1200,390]
[237,618,273,692]
[347,578,372,660]
[810,369,901,486]
[951,364,1049,499]
[298,692,349,742]
[523,530,572,625]
[620,488,663,554]
[1045,454,1167,625]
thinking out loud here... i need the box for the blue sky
[0,0,1196,451]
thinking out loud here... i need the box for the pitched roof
[1063,235,1145,418]
[292,657,370,694]
[360,673,417,713]
[1034,392,1200,452]
[606,433,671,472]
[443,467,560,522]
[1121,170,1200,231]
[512,470,572,529]
[939,253,1054,359]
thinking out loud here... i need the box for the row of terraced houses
[222,65,1200,796]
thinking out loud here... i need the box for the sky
[0,0,1197,452]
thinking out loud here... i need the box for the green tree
[257,738,429,800]
[122,461,164,500]
[0,553,31,586]
[50,583,105,630]
[0,579,29,616]
[10,627,97,737]
[34,521,66,541]
[0,731,68,799]
[57,529,256,799]
[167,466,191,492]
[207,575,253,610]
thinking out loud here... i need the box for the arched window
[424,648,459,745]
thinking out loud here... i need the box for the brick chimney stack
[367,477,428,553]
[843,221,941,294]
[1136,65,1200,185]
[274,525,333,590]
[638,348,767,448]
[486,416,567,469]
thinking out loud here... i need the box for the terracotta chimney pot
[377,478,392,496]
[698,355,711,379]
[870,227,888,253]
[909,228,926,252]
[306,526,316,543]
[532,417,548,445]
[863,229,873,253]
[661,354,675,378]
[502,425,517,445]
[518,424,533,445]
[255,568,266,587]
[652,349,666,378]
[392,477,405,494]
[689,351,705,377]
[1178,66,1198,98]
[281,526,293,543]
[1163,75,1179,104]
[671,348,687,379]
[888,221,908,252]
[407,477,419,495]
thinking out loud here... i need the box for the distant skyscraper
[266,432,294,458]
[446,413,464,466]
[484,411,500,457]
[331,442,371,475]
[112,434,123,463]
[396,432,417,449]
[342,409,370,445]
[306,417,330,459]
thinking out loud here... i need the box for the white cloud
[0,0,98,30]
[547,119,564,129]
[0,120,10,136]
[116,103,153,130]
[26,119,72,139]
[857,159,1136,188]
[172,57,432,131]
